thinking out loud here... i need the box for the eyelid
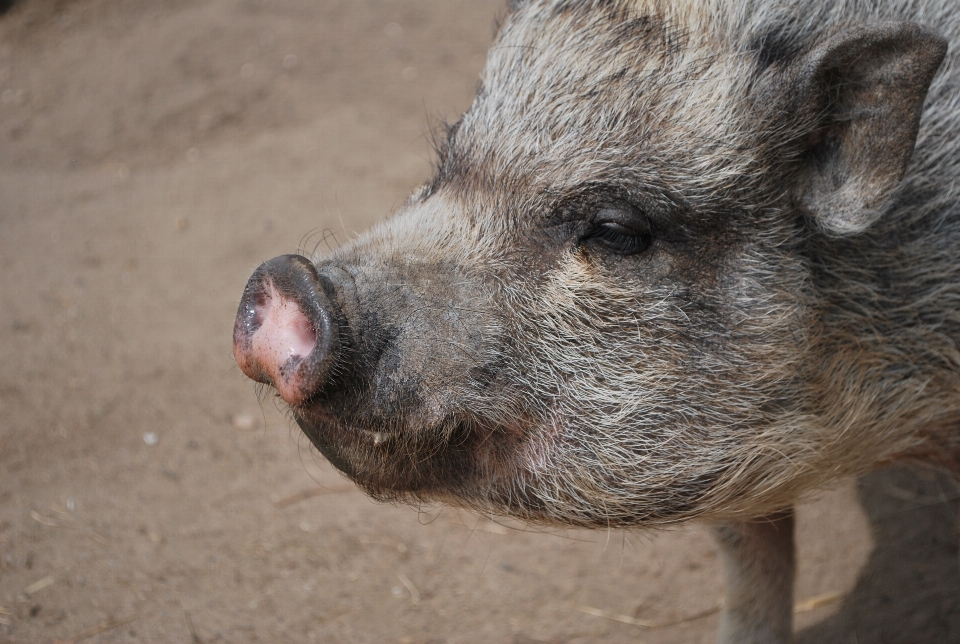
[597,221,636,235]
[595,206,634,222]
[594,205,651,232]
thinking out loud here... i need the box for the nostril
[233,255,340,405]
[253,284,318,361]
[278,300,318,356]
[253,290,271,316]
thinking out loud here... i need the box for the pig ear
[788,22,946,236]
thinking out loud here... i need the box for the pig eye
[586,219,652,255]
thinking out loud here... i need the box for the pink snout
[233,255,339,405]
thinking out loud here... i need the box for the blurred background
[0,1,958,642]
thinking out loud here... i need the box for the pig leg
[712,509,794,644]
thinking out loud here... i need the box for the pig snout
[233,254,341,406]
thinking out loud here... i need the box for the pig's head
[234,1,947,527]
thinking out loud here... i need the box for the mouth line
[358,427,398,445]
[298,405,486,457]
[302,413,401,445]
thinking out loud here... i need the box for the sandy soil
[1,1,959,642]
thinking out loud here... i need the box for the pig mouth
[292,403,521,498]
[357,427,398,445]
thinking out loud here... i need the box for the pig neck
[806,188,960,473]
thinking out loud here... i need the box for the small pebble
[143,432,159,446]
[232,413,255,430]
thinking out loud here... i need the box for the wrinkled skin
[237,0,960,534]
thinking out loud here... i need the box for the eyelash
[585,220,653,255]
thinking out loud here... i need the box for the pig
[233,1,957,641]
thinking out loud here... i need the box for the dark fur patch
[750,25,802,72]
[423,119,464,200]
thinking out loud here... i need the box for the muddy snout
[233,254,340,405]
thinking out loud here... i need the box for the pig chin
[292,387,595,524]
[292,405,528,504]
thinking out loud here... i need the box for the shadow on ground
[797,465,960,643]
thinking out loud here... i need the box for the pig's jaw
[292,399,540,502]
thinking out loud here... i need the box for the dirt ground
[1,1,960,642]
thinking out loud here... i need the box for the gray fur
[301,0,960,527]
[234,1,960,641]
